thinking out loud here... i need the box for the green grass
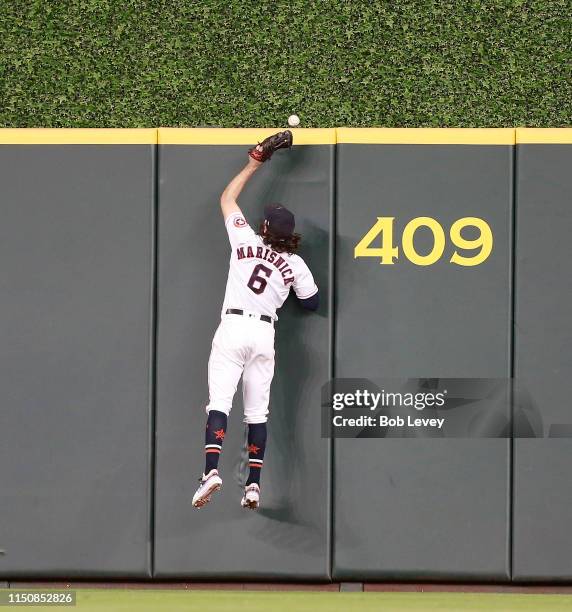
[4,590,572,612]
[0,1,571,128]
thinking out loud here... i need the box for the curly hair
[257,221,301,254]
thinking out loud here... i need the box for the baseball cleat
[192,469,222,508]
[241,483,260,510]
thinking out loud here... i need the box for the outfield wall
[512,129,572,581]
[153,129,334,579]
[0,128,570,582]
[334,129,513,581]
[0,129,156,577]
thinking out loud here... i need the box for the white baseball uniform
[205,211,318,423]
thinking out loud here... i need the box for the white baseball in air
[288,114,300,127]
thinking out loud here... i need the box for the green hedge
[1,0,570,127]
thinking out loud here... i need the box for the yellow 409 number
[354,216,493,266]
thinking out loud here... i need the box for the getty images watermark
[321,378,570,438]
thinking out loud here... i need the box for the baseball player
[192,130,319,510]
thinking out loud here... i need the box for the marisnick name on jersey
[236,245,295,286]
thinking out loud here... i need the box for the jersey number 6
[247,264,272,295]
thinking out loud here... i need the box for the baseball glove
[248,130,293,162]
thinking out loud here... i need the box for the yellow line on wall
[516,128,572,144]
[0,129,157,144]
[158,128,336,145]
[336,128,515,145]
[3,127,571,145]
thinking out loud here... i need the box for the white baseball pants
[205,313,275,423]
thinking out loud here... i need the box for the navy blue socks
[203,413,267,485]
[204,410,228,473]
[246,422,267,486]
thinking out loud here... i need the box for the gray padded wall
[0,144,154,577]
[334,143,512,580]
[155,139,332,579]
[513,142,572,581]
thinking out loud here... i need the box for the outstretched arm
[220,156,262,220]
[220,131,293,220]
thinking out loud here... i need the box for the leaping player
[192,131,319,510]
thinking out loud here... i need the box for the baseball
[288,114,300,127]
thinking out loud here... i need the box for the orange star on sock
[214,428,226,441]
[248,443,260,455]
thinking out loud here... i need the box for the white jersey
[221,212,318,320]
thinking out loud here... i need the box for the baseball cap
[263,203,295,238]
